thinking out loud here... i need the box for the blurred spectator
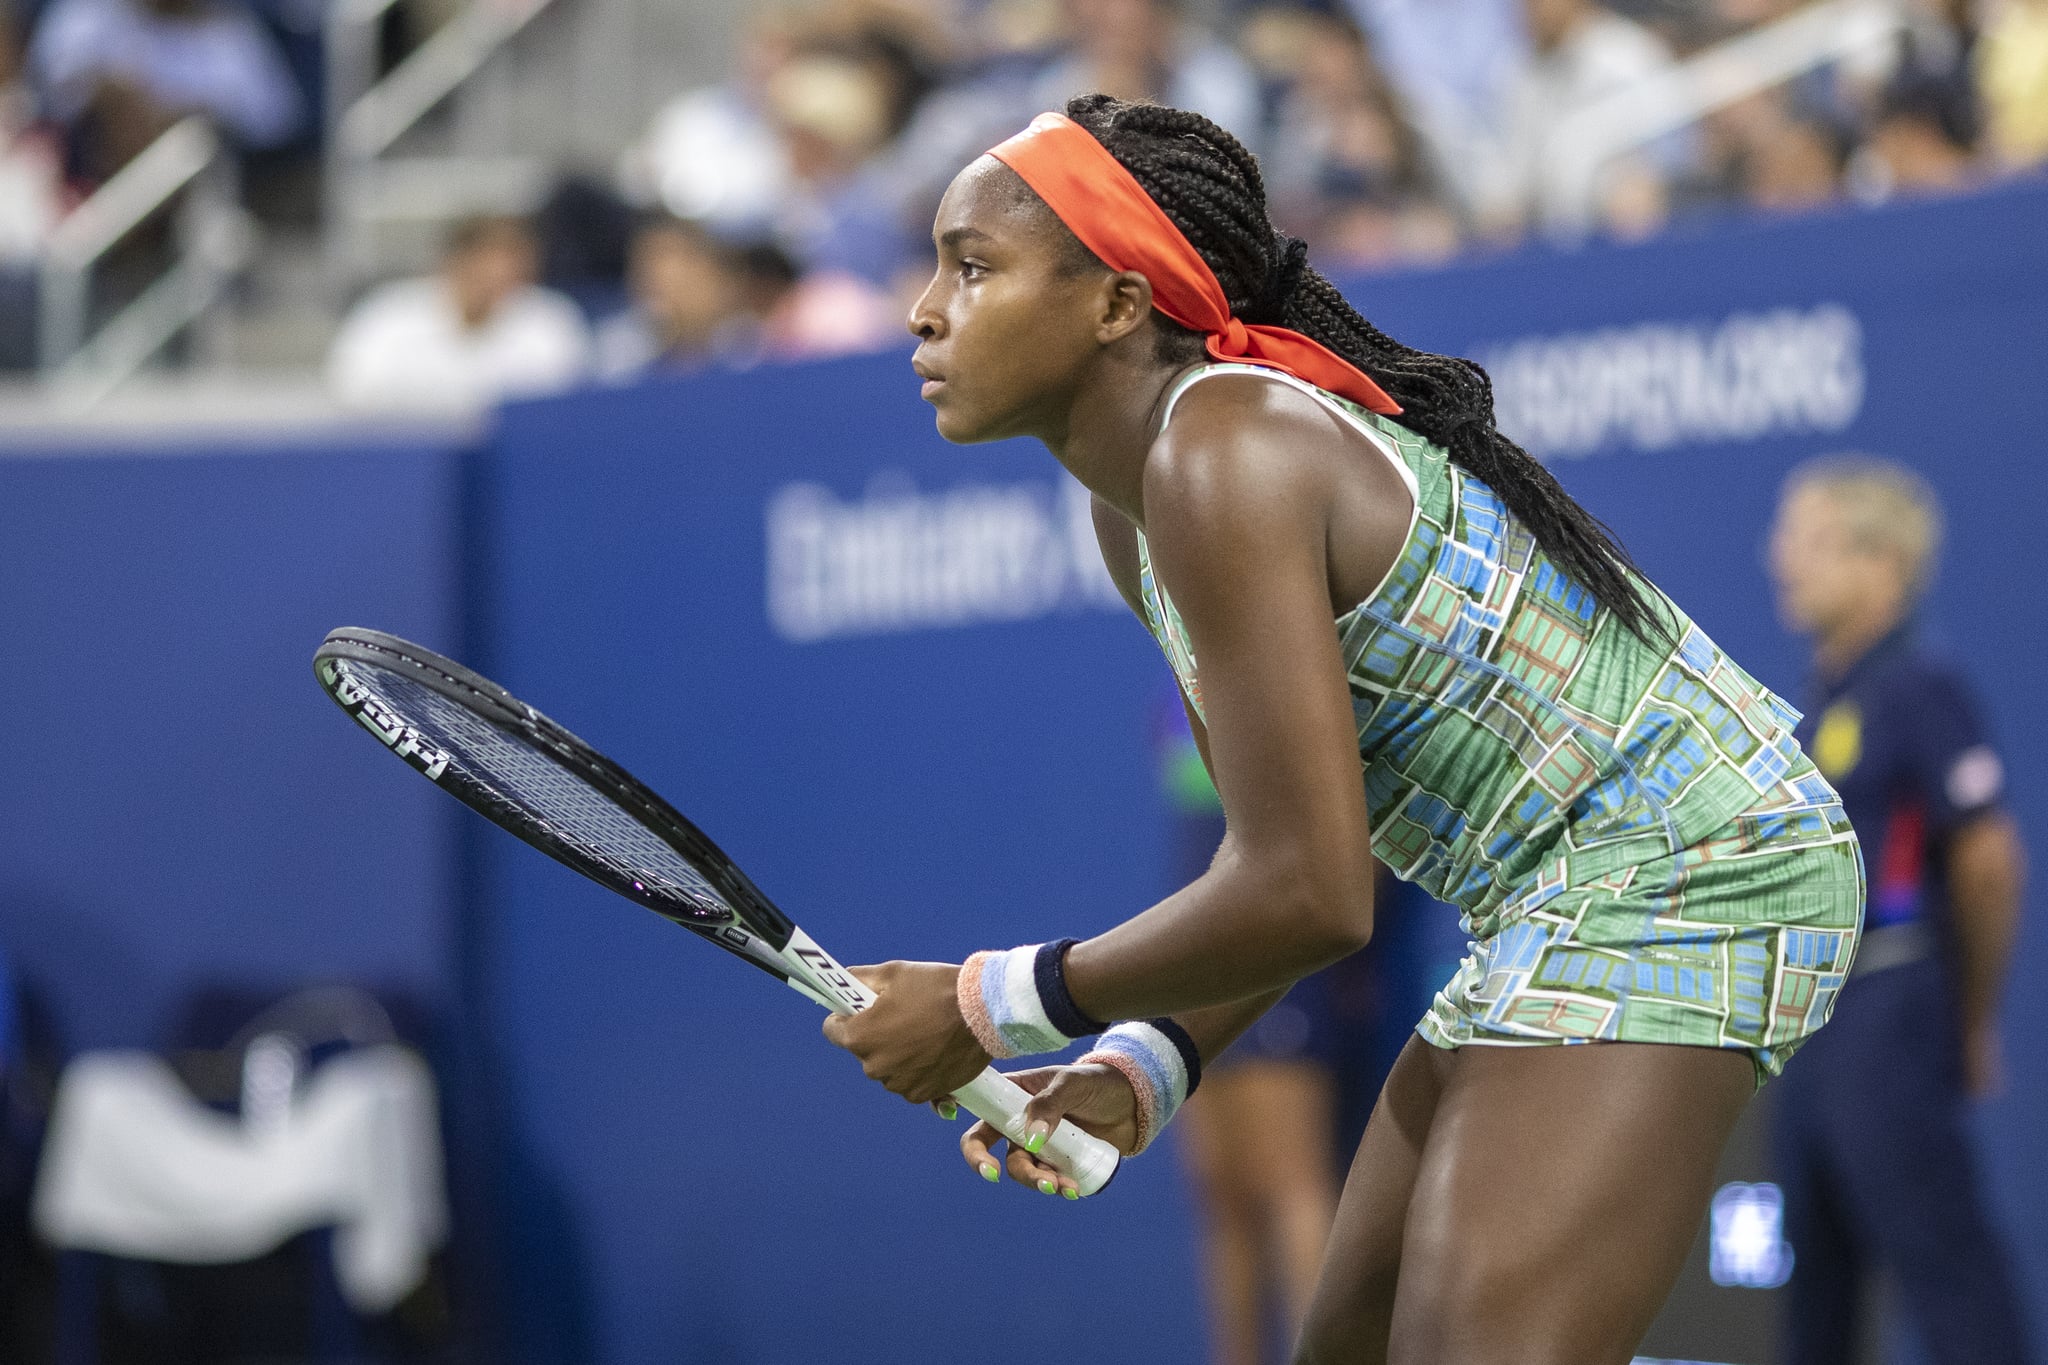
[1850,81,1984,198]
[1029,0,1263,153]
[1334,0,1527,209]
[1832,0,1983,152]
[729,239,804,346]
[0,13,64,371]
[1894,0,1984,147]
[593,217,747,382]
[618,9,802,238]
[1767,456,2032,1365]
[758,261,905,361]
[27,0,302,184]
[620,6,923,349]
[0,14,61,263]
[1744,112,1846,211]
[326,216,591,414]
[1979,0,2048,168]
[761,33,932,287]
[534,172,639,322]
[1487,0,1685,237]
[1251,9,1460,271]
[1678,89,1845,217]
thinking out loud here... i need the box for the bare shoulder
[1144,373,1347,539]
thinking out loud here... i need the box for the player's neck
[1045,355,1199,525]
[1814,600,1908,681]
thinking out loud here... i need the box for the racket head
[313,628,795,951]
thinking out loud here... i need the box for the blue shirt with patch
[1797,622,2006,934]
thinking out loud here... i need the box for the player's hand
[960,1063,1140,1198]
[822,960,990,1105]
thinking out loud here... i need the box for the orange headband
[986,112,1400,417]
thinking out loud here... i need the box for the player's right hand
[957,1063,1138,1199]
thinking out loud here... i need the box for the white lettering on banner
[1480,304,1865,460]
[765,473,1124,642]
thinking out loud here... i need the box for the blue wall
[0,437,464,1054]
[2,176,2044,1364]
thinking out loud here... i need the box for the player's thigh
[1387,1041,1753,1365]
[1295,1035,1448,1365]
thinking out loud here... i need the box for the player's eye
[959,259,988,280]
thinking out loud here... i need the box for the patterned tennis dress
[1136,364,1865,1082]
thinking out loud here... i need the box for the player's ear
[1096,270,1153,345]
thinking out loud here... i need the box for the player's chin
[930,398,996,445]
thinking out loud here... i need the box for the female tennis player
[823,96,1864,1364]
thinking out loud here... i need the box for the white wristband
[956,939,1108,1059]
[1077,1018,1203,1154]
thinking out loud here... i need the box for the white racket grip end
[952,1067,1121,1197]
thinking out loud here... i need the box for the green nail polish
[980,1162,999,1183]
[1024,1130,1047,1154]
[1062,1187,1079,1201]
[1037,1178,1056,1196]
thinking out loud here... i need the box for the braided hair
[1058,94,1671,643]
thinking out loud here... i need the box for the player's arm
[831,401,1377,1106]
[1950,810,2025,1096]
[1163,695,1299,1061]
[1092,493,1295,1064]
[1063,390,1380,1023]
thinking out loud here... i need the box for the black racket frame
[313,628,798,969]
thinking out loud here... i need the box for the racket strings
[351,663,735,921]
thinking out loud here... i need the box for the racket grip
[951,1067,1121,1197]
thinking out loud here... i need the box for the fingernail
[980,1162,999,1183]
[1062,1186,1079,1201]
[1036,1178,1056,1196]
[1024,1124,1049,1154]
[938,1102,958,1121]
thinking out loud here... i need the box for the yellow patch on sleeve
[1811,701,1863,780]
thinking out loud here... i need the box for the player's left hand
[959,1062,1140,1199]
[823,960,990,1104]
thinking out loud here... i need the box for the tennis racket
[313,627,1120,1196]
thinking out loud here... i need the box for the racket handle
[777,935,1120,1194]
[952,1068,1121,1197]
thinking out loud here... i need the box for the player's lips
[912,357,946,401]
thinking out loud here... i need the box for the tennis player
[823,96,1865,1364]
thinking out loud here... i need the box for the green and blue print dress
[1138,365,1865,1082]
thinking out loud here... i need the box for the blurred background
[0,0,2042,1362]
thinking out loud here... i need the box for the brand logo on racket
[790,943,869,1011]
[319,659,453,780]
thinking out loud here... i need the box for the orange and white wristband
[957,939,1108,1060]
[1078,1018,1203,1155]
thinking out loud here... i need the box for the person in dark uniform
[1767,453,2032,1365]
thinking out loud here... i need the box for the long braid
[1061,94,1672,642]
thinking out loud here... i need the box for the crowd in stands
[1,0,2046,403]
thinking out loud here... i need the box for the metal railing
[1539,0,1908,232]
[323,0,559,274]
[37,117,257,407]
